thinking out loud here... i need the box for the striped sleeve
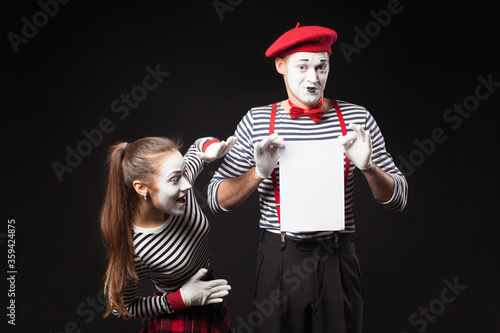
[120,258,174,318]
[183,138,213,184]
[365,111,408,212]
[208,112,256,214]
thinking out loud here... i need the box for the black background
[3,0,499,332]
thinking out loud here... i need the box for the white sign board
[279,139,345,232]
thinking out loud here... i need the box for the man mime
[208,23,408,333]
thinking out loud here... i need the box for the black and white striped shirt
[122,139,212,318]
[208,100,408,238]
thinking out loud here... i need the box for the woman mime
[100,135,236,332]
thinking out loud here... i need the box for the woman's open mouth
[176,195,187,205]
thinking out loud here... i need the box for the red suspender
[269,100,349,223]
[270,103,281,222]
[332,99,351,189]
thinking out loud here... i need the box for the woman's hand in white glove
[179,268,231,307]
[196,136,238,163]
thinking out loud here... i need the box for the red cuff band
[202,138,220,152]
[167,289,187,312]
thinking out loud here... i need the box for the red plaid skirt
[140,269,233,333]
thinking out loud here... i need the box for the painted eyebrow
[295,59,328,63]
[167,163,186,178]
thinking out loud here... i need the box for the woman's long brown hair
[100,137,181,318]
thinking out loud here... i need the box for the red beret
[265,23,337,58]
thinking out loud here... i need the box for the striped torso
[208,100,408,238]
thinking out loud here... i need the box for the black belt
[260,229,355,251]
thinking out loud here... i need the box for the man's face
[278,52,329,106]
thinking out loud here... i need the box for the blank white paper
[279,139,345,232]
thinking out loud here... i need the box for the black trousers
[253,230,363,333]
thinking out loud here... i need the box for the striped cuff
[202,138,220,152]
[373,173,407,212]
[208,178,232,214]
[166,289,187,312]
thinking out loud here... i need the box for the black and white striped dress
[208,100,408,238]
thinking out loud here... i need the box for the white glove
[196,136,238,163]
[338,123,372,170]
[179,268,231,307]
[254,133,285,179]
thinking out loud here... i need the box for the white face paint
[157,151,192,216]
[284,52,329,106]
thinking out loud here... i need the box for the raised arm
[339,123,394,201]
[217,133,284,209]
[360,162,395,202]
[340,116,408,211]
[217,167,262,210]
[208,107,288,214]
[183,136,236,184]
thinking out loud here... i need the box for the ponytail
[100,143,137,319]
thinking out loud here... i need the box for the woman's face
[153,151,192,216]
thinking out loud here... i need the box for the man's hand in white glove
[196,136,238,163]
[179,268,231,308]
[254,133,285,179]
[338,123,372,170]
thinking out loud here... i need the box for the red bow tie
[289,98,325,123]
